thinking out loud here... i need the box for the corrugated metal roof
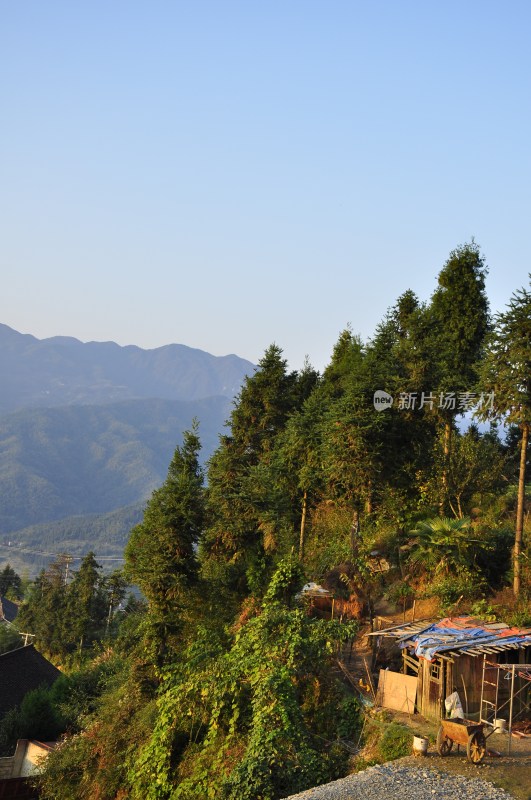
[367,616,531,661]
[367,619,435,637]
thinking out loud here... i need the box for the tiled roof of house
[0,645,61,717]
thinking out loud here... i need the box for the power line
[0,542,124,561]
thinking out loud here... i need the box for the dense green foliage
[0,563,23,599]
[8,244,527,799]
[16,554,126,661]
[203,345,309,596]
[427,241,490,395]
[125,424,205,662]
[38,560,359,800]
[129,560,358,800]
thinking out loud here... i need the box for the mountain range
[0,324,254,575]
[0,323,252,413]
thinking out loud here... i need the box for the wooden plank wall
[401,647,530,721]
[416,658,444,720]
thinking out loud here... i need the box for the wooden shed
[369,616,531,722]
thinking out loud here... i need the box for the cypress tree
[204,345,300,592]
[125,423,204,658]
[427,242,490,512]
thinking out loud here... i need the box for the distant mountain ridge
[0,323,254,414]
[0,324,254,575]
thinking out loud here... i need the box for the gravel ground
[281,761,515,800]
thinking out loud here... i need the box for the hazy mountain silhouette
[0,324,253,414]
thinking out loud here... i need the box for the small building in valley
[0,739,57,799]
[0,738,56,779]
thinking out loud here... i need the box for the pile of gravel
[281,762,514,800]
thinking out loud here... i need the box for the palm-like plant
[408,516,485,577]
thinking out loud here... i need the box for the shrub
[378,723,412,761]
[19,687,65,742]
[0,686,65,756]
[474,527,513,589]
[430,567,486,611]
[336,695,362,740]
[469,599,497,621]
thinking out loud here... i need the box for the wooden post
[508,664,516,756]
[299,491,307,562]
[514,422,529,597]
[350,509,360,557]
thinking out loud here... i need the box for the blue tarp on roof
[398,616,531,661]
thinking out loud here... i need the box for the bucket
[412,736,429,756]
[493,718,506,734]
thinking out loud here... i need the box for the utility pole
[62,554,73,586]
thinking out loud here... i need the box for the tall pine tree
[427,242,490,512]
[125,423,204,660]
[204,345,300,593]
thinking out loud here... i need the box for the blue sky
[1,1,530,371]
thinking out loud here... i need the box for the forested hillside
[0,504,143,576]
[0,396,231,532]
[4,244,530,800]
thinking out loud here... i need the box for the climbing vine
[130,559,359,800]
